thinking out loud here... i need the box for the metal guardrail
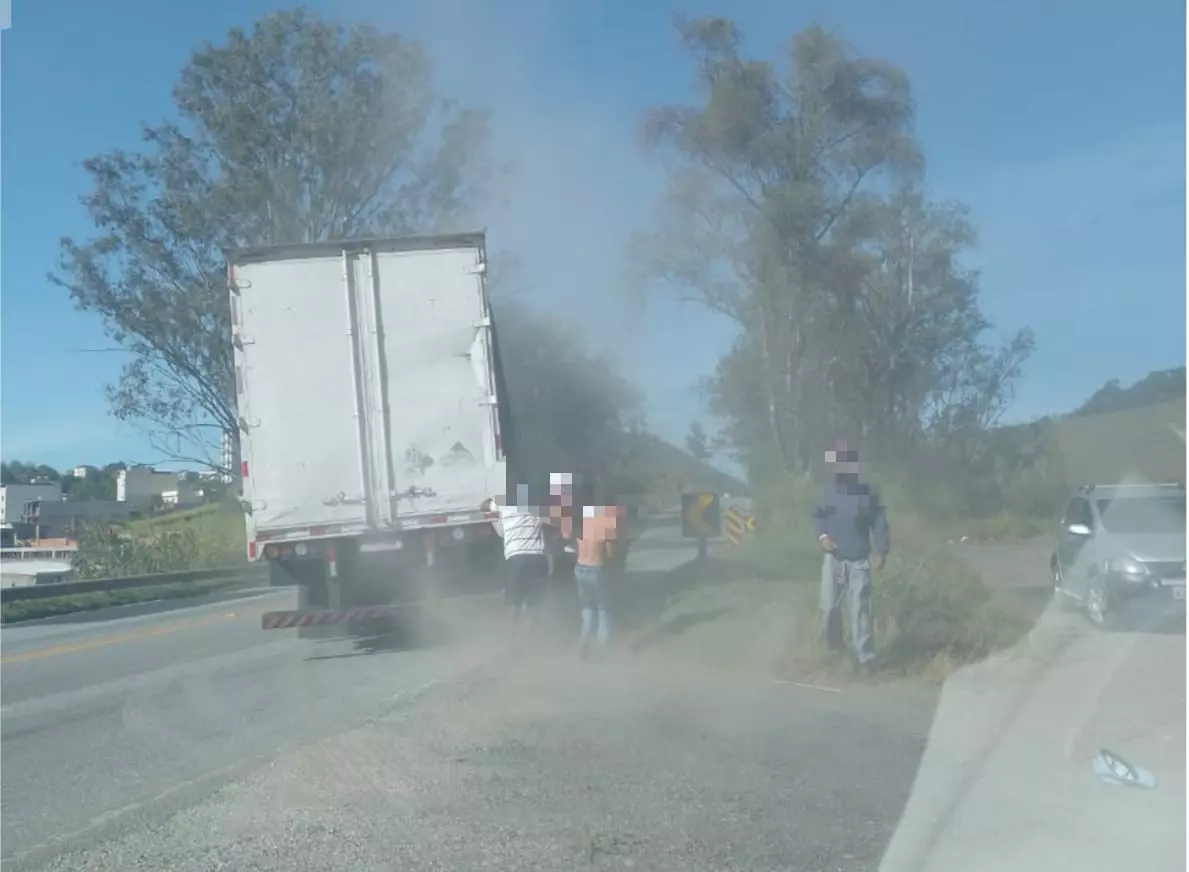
[0,564,267,603]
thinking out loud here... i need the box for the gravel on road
[25,651,938,872]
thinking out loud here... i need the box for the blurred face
[825,447,860,476]
[548,472,575,524]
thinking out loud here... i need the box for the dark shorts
[505,553,549,606]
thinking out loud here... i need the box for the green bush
[1,577,248,623]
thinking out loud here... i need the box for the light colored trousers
[820,554,875,665]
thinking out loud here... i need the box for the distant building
[116,467,179,506]
[1,563,74,588]
[71,465,93,478]
[0,482,62,525]
[161,484,204,508]
[20,498,138,540]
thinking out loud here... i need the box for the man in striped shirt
[482,484,556,647]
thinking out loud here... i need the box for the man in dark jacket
[812,440,890,675]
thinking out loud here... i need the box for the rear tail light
[247,540,258,560]
[241,461,250,478]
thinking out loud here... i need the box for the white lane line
[774,679,843,694]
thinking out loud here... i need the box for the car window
[1063,498,1092,529]
[1095,494,1186,535]
[1061,499,1080,527]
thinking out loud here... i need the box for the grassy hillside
[71,502,249,579]
[127,503,248,548]
[1050,397,1185,486]
[1047,366,1185,486]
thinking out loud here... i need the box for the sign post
[681,492,721,560]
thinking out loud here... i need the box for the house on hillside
[19,498,139,541]
[116,467,180,508]
[0,482,63,525]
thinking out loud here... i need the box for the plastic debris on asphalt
[1092,748,1157,789]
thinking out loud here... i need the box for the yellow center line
[0,611,243,665]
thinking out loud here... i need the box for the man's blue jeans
[575,564,610,648]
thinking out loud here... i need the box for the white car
[1051,483,1187,629]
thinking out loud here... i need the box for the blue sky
[2,0,1185,470]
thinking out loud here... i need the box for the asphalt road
[1,527,1182,870]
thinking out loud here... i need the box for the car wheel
[1085,576,1117,630]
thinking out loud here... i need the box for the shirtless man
[574,504,620,658]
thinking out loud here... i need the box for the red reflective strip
[247,540,257,560]
[309,526,326,537]
[241,461,250,478]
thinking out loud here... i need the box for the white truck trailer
[226,233,512,634]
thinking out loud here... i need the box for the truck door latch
[396,485,437,500]
[321,492,367,506]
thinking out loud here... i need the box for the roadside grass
[1,577,252,624]
[74,503,247,580]
[931,512,1051,543]
[622,479,1034,685]
[126,502,247,555]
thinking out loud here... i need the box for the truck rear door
[372,242,504,518]
[231,252,371,533]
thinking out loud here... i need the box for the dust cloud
[330,0,734,443]
[318,0,789,790]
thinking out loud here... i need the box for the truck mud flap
[262,605,406,630]
[263,590,500,631]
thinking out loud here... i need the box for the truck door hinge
[238,415,260,432]
[473,316,492,328]
[466,262,487,276]
[231,328,255,349]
